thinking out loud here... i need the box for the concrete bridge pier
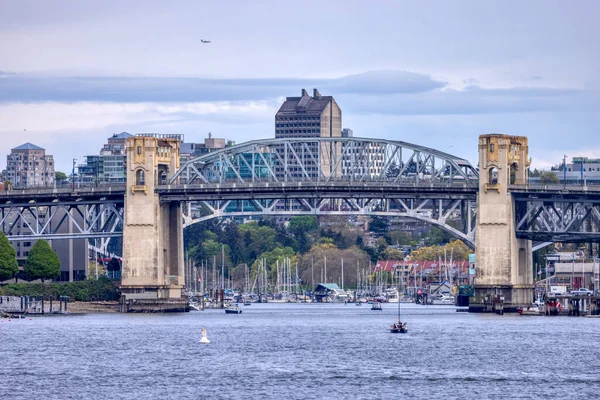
[470,134,533,313]
[120,135,188,312]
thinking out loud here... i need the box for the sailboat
[390,281,408,334]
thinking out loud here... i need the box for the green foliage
[539,171,560,184]
[251,246,297,281]
[239,222,278,260]
[0,232,18,281]
[23,239,60,282]
[288,216,318,233]
[381,247,405,261]
[369,216,389,234]
[288,216,318,253]
[529,168,541,178]
[55,171,67,181]
[0,276,119,301]
[106,257,121,272]
[422,226,454,246]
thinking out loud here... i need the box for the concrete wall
[475,134,533,307]
[121,136,184,299]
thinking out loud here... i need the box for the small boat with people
[390,283,408,333]
[371,302,382,311]
[225,304,243,314]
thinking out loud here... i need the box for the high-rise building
[6,143,55,187]
[275,88,342,139]
[275,89,342,179]
[78,132,133,184]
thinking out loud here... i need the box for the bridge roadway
[0,182,599,244]
[156,180,477,201]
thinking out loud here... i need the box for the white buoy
[200,328,210,344]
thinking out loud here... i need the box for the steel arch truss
[515,198,600,242]
[0,200,124,242]
[171,137,478,186]
[183,196,477,247]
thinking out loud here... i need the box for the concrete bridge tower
[121,135,186,309]
[472,134,533,312]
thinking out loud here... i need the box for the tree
[3,180,12,190]
[369,216,389,235]
[106,257,122,272]
[288,216,318,253]
[223,222,247,266]
[23,239,60,282]
[539,171,560,184]
[409,239,470,262]
[55,171,67,182]
[382,247,405,261]
[529,168,541,178]
[0,232,18,281]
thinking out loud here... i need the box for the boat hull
[390,328,408,333]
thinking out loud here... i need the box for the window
[489,144,495,153]
[137,146,142,155]
[136,169,145,185]
[488,167,498,185]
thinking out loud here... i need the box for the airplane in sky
[201,39,211,44]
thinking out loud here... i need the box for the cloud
[0,70,445,103]
[341,85,597,116]
[1,70,595,118]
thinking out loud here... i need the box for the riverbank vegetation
[0,276,119,301]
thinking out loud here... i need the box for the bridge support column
[121,135,187,312]
[471,134,533,313]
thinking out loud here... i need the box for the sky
[0,0,599,172]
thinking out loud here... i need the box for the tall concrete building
[275,88,342,139]
[275,89,342,179]
[6,143,55,187]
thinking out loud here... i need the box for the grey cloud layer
[0,70,444,103]
[0,70,595,116]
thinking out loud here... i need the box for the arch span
[171,137,478,186]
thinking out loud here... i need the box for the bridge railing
[0,184,127,199]
[509,184,600,193]
[158,178,478,191]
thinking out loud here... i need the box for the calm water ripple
[1,303,600,399]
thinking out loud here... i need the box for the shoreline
[64,301,119,314]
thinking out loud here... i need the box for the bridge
[1,134,599,311]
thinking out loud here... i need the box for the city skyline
[1,0,599,173]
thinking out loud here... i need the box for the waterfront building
[6,142,55,187]
[535,156,600,185]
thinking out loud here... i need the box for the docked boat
[517,300,544,316]
[427,293,455,305]
[225,305,242,314]
[371,303,382,311]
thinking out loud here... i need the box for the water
[1,303,600,399]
